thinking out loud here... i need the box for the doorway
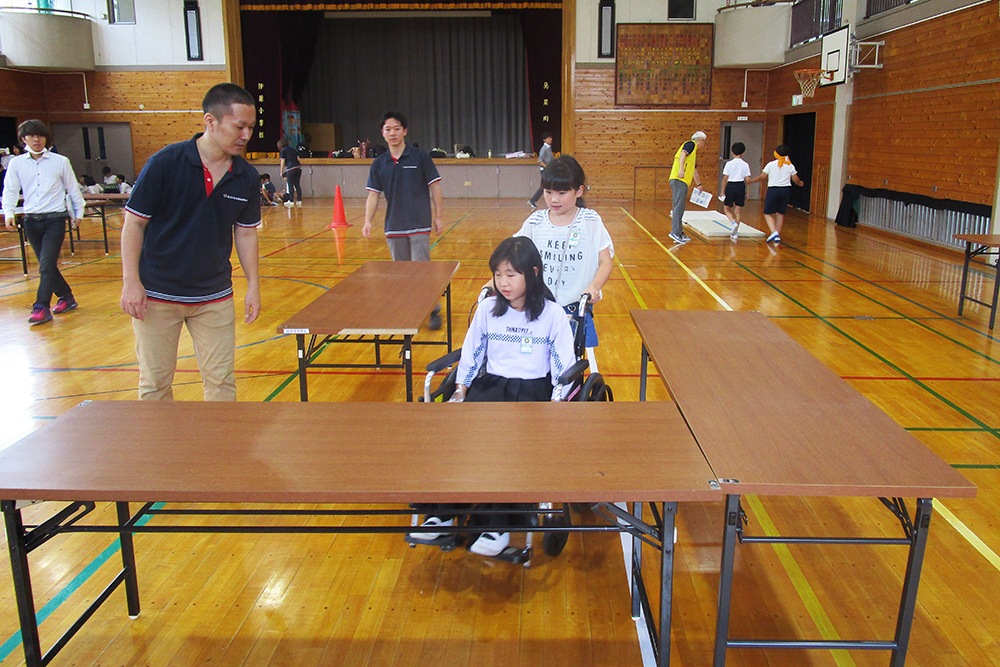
[782,112,815,212]
[51,123,135,184]
[718,121,764,201]
[0,117,17,152]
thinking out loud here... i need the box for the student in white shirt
[410,236,575,558]
[721,142,752,239]
[1,120,85,325]
[749,144,805,244]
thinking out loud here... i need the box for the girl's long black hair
[540,155,588,208]
[489,237,555,322]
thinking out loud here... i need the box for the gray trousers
[670,179,688,237]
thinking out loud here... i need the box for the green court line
[952,464,1000,469]
[735,261,999,440]
[784,246,1000,345]
[791,260,1000,368]
[263,339,335,402]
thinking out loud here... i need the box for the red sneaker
[52,296,78,314]
[28,305,52,326]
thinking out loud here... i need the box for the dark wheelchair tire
[581,373,614,402]
[541,510,571,557]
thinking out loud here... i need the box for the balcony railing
[790,0,843,47]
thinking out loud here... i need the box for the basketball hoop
[794,69,831,98]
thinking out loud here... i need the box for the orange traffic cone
[328,185,351,228]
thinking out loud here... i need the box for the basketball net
[794,69,828,98]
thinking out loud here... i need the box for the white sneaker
[295,201,302,207]
[408,516,454,540]
[731,223,739,236]
[284,201,294,208]
[470,531,510,557]
[668,232,691,245]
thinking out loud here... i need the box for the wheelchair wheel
[541,508,571,557]
[580,373,614,402]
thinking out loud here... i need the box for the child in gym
[410,236,576,557]
[720,142,752,239]
[749,144,805,244]
[511,155,613,370]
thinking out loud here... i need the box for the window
[107,0,135,24]
[184,1,203,61]
[668,0,695,20]
[598,0,615,59]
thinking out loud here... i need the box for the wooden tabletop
[0,400,720,504]
[632,309,977,499]
[277,261,459,336]
[83,193,130,201]
[954,233,1000,246]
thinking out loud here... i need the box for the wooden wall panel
[42,71,227,176]
[574,67,768,200]
[847,2,1000,203]
[0,69,48,128]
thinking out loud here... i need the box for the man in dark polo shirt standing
[120,83,261,401]
[362,111,445,329]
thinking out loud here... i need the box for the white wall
[577,0,729,65]
[89,0,225,68]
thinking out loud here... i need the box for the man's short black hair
[261,173,270,180]
[775,144,791,157]
[202,83,255,119]
[381,111,408,130]
[542,132,552,140]
[17,119,52,144]
[731,142,745,156]
[102,166,112,174]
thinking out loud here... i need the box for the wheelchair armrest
[426,349,462,374]
[557,359,590,386]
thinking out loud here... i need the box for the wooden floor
[0,197,998,666]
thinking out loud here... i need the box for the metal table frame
[956,237,999,330]
[294,283,453,402]
[2,498,679,667]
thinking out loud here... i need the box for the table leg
[957,241,972,317]
[989,261,999,330]
[445,283,453,352]
[297,334,309,402]
[890,498,933,667]
[404,335,413,402]
[658,502,677,667]
[116,502,141,618]
[713,494,741,667]
[66,217,75,255]
[2,500,43,667]
[631,501,643,619]
[18,222,28,275]
[101,205,109,255]
[640,344,649,401]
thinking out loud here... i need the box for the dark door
[0,117,17,151]
[782,112,815,212]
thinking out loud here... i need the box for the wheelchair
[406,291,613,565]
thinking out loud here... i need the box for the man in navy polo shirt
[120,83,261,401]
[362,111,445,329]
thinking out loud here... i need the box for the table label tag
[284,328,310,334]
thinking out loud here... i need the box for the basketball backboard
[820,26,850,86]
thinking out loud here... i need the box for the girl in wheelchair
[408,236,576,557]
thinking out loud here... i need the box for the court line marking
[934,501,1000,570]
[743,495,858,667]
[0,503,164,663]
[620,208,733,311]
[735,261,998,435]
[620,206,862,658]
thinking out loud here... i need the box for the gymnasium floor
[0,197,997,666]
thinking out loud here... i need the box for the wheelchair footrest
[405,533,463,551]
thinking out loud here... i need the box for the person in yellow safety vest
[668,131,707,245]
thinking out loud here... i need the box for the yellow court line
[935,500,1000,570]
[620,207,733,312]
[613,258,648,310]
[743,495,857,667]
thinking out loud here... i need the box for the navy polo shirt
[365,144,441,237]
[126,134,261,304]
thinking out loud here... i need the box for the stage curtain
[299,13,531,155]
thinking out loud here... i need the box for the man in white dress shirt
[1,120,85,326]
